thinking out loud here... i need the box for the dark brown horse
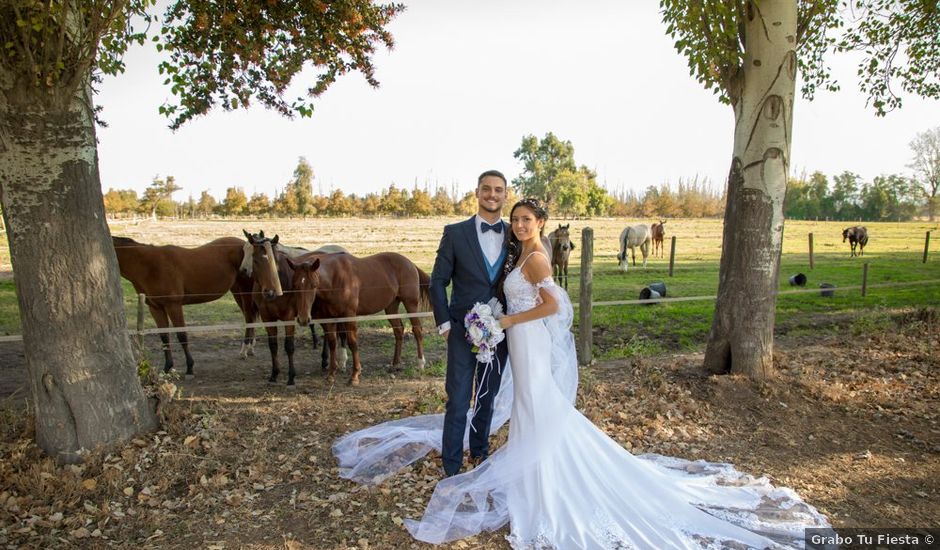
[547,224,575,290]
[842,226,869,257]
[650,220,666,258]
[112,236,267,377]
[247,232,321,386]
[308,251,431,386]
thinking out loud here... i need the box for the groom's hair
[477,170,507,187]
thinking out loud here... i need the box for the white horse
[617,224,651,272]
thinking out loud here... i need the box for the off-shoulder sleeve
[535,277,556,289]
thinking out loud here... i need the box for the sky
[95,0,938,201]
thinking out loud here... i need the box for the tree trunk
[703,1,797,379]
[0,80,158,463]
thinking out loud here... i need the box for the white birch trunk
[0,78,158,462]
[704,1,797,379]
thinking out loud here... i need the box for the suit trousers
[442,318,509,476]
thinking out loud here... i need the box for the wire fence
[1,227,935,354]
[1,277,937,344]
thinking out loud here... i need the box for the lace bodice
[504,253,555,314]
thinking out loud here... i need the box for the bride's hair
[497,198,549,302]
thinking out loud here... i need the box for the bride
[334,199,830,549]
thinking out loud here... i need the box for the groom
[430,170,511,477]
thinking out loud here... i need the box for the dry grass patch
[0,310,937,548]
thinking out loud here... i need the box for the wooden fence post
[668,235,677,277]
[808,232,814,270]
[578,227,593,366]
[924,231,931,264]
[861,262,869,297]
[137,293,146,353]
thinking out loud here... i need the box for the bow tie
[481,221,503,234]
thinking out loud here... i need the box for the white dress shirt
[438,215,504,335]
[475,214,505,266]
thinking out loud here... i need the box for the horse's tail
[417,268,432,313]
[619,228,629,261]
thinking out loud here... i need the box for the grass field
[1,217,939,361]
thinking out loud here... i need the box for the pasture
[0,217,938,549]
[1,217,938,357]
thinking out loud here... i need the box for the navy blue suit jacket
[430,216,508,327]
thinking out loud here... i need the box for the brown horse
[246,232,321,386]
[240,230,349,367]
[547,224,575,290]
[308,251,431,386]
[650,220,666,258]
[112,236,268,377]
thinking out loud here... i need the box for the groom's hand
[442,329,450,340]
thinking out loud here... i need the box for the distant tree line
[103,126,940,222]
[101,173,724,220]
[785,171,926,222]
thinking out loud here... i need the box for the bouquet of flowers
[464,298,506,364]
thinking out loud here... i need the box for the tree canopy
[908,126,940,219]
[660,1,940,114]
[512,133,611,217]
[1,0,404,124]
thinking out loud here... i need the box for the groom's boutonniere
[464,298,505,364]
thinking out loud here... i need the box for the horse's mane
[112,236,143,247]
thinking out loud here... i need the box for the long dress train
[334,254,830,549]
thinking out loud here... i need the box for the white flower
[468,324,484,342]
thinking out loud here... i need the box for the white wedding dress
[333,253,830,549]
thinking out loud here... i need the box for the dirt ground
[0,309,938,549]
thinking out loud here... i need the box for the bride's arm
[499,254,558,329]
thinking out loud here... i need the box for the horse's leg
[265,325,279,384]
[235,293,256,359]
[241,326,256,358]
[386,302,405,371]
[323,323,338,383]
[245,299,257,358]
[320,328,330,371]
[563,260,568,290]
[149,305,174,373]
[631,246,636,267]
[347,322,362,386]
[338,332,349,372]
[285,325,297,387]
[166,304,195,378]
[402,298,425,370]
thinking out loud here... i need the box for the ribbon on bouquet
[469,356,502,433]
